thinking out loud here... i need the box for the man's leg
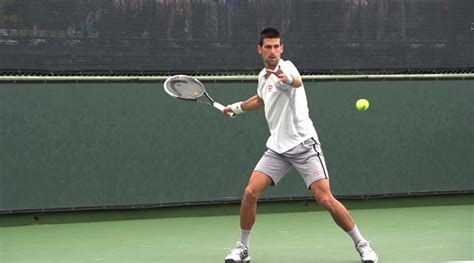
[310,179,378,263]
[240,171,273,231]
[225,171,273,263]
[310,179,355,231]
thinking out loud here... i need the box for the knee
[315,195,335,211]
[243,186,260,202]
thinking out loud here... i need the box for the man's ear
[257,45,262,55]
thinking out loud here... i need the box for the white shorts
[254,138,329,189]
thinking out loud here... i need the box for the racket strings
[166,78,205,100]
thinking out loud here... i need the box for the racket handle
[213,102,235,117]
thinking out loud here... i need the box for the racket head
[163,75,206,101]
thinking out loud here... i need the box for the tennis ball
[356,98,370,111]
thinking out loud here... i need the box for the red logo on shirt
[267,85,273,92]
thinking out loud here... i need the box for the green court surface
[0,195,472,263]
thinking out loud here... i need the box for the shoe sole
[225,259,250,263]
[362,260,377,263]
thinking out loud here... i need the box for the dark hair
[259,27,281,46]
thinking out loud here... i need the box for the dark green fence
[0,79,472,212]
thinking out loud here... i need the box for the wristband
[286,74,294,86]
[230,101,244,114]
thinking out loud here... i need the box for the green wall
[0,80,472,212]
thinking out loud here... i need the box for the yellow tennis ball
[356,98,370,111]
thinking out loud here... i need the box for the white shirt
[257,59,319,154]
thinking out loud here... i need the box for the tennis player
[223,27,378,263]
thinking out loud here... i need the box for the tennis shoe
[224,241,250,263]
[356,240,378,263]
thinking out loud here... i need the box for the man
[223,27,378,263]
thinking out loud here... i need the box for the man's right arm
[242,95,264,111]
[224,95,264,116]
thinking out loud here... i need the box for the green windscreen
[0,79,472,213]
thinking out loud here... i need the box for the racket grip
[213,102,235,117]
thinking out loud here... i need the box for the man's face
[258,38,283,69]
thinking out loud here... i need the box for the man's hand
[266,66,301,88]
[265,66,290,84]
[222,107,235,117]
[223,101,245,118]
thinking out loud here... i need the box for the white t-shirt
[257,59,319,154]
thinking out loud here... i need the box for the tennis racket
[163,75,235,117]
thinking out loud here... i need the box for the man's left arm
[285,72,302,88]
[283,60,303,88]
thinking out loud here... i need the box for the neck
[264,61,279,70]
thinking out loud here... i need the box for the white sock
[240,229,251,248]
[346,225,366,245]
